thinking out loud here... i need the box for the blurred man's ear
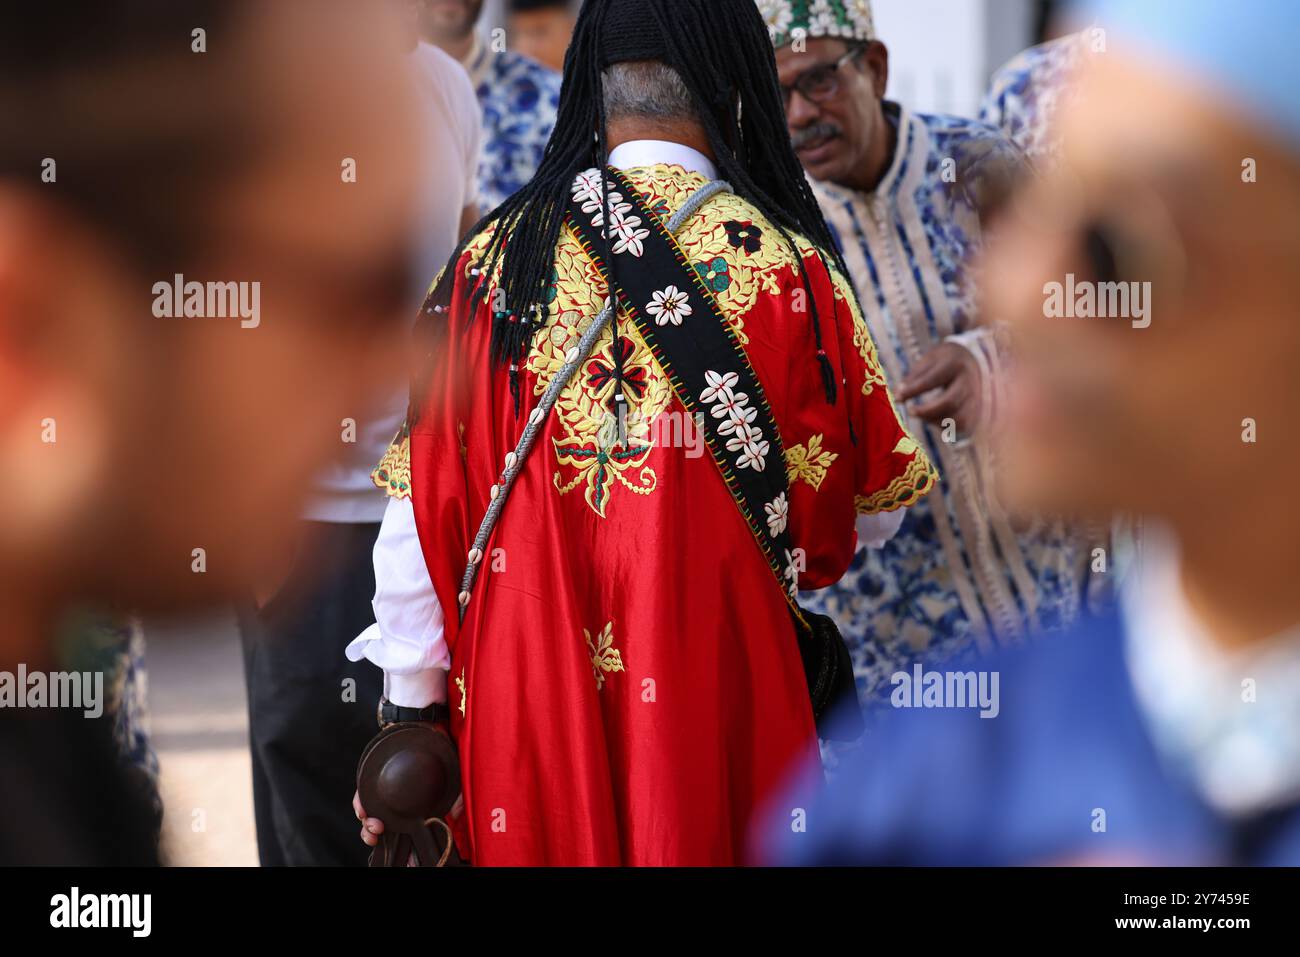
[862,41,889,100]
[0,191,117,565]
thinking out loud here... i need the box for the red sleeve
[408,250,488,652]
[774,253,937,591]
[830,264,938,517]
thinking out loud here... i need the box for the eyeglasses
[781,47,865,109]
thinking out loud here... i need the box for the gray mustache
[792,122,841,150]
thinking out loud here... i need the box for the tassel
[803,259,837,406]
[816,349,836,404]
[614,392,628,448]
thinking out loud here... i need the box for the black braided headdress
[420,0,849,415]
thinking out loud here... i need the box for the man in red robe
[350,0,935,865]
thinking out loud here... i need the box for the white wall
[873,0,1037,118]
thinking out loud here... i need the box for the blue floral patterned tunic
[464,35,561,215]
[980,32,1097,163]
[804,102,1100,706]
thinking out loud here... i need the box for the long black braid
[419,0,850,418]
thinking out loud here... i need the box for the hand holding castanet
[355,722,463,867]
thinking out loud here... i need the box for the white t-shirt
[303,42,481,524]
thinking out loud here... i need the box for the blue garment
[805,104,1098,706]
[980,34,1088,162]
[765,609,1300,866]
[466,43,561,215]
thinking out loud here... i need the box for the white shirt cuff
[386,668,447,710]
[856,507,907,549]
[345,497,451,709]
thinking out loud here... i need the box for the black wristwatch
[377,696,451,729]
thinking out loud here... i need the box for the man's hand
[353,790,385,849]
[354,721,459,865]
[354,790,421,866]
[896,342,983,434]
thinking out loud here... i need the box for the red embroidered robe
[407,164,935,865]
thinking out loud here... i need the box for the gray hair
[602,60,697,122]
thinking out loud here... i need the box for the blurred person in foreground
[507,0,577,73]
[350,0,934,865]
[418,0,561,214]
[981,23,1146,623]
[0,0,422,864]
[759,0,1101,707]
[759,0,1300,866]
[238,2,481,867]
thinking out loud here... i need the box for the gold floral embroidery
[529,225,673,519]
[534,305,669,518]
[553,438,659,517]
[584,622,625,690]
[372,430,411,500]
[852,321,891,397]
[465,165,828,518]
[458,166,822,355]
[785,434,839,491]
[829,269,892,398]
[673,196,804,347]
[855,450,939,514]
[427,263,450,299]
[455,668,466,718]
[893,435,920,457]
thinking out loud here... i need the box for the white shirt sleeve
[856,507,907,550]
[345,496,450,708]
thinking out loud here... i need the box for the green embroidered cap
[756,0,876,48]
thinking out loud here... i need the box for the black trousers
[0,707,161,865]
[238,520,384,866]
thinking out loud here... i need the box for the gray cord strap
[455,178,733,622]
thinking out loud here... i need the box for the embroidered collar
[873,100,908,199]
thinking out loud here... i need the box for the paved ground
[146,611,259,866]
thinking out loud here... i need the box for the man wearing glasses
[761,0,1300,867]
[757,0,1100,703]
